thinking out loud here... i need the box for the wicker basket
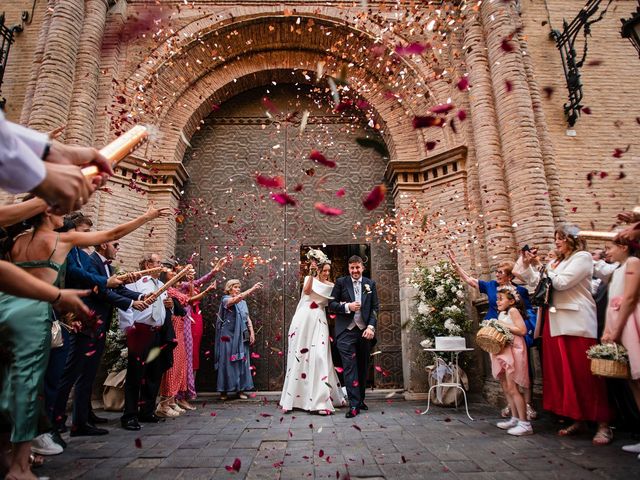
[590,358,630,379]
[476,326,507,354]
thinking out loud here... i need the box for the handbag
[50,320,64,349]
[103,369,127,411]
[531,266,553,307]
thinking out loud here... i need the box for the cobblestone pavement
[38,396,639,479]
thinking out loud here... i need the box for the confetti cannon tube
[577,230,617,241]
[81,125,149,177]
[115,266,165,283]
[143,266,193,304]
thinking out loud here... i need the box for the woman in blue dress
[215,279,262,400]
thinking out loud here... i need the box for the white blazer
[547,251,597,338]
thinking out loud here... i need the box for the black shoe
[345,408,359,419]
[138,413,162,423]
[121,418,141,431]
[50,430,67,449]
[70,424,109,437]
[360,403,369,411]
[89,411,109,424]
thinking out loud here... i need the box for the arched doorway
[176,83,402,392]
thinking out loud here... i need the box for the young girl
[492,285,533,436]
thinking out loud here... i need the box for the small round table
[422,347,474,420]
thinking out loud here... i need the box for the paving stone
[37,401,637,479]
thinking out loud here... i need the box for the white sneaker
[508,422,534,436]
[497,417,519,430]
[31,433,63,455]
[622,442,640,453]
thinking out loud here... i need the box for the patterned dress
[160,288,191,397]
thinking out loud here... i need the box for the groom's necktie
[352,279,365,330]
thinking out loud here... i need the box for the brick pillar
[481,1,555,249]
[463,10,516,267]
[66,0,109,146]
[28,0,84,132]
[20,0,55,125]
[513,10,566,226]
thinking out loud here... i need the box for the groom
[329,255,379,418]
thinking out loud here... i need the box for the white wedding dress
[279,277,346,412]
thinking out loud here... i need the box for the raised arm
[302,275,314,295]
[0,197,48,227]
[547,252,593,291]
[225,282,263,306]
[447,250,478,289]
[60,206,169,248]
[189,281,217,303]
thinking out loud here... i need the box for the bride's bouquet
[306,248,329,264]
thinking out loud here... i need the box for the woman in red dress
[542,225,613,445]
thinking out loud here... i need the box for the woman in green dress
[0,204,167,480]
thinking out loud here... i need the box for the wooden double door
[176,85,402,391]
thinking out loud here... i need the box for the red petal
[362,184,386,211]
[505,80,513,92]
[134,438,142,448]
[430,103,455,114]
[336,188,346,197]
[501,39,515,52]
[314,202,344,216]
[395,42,429,56]
[612,148,625,158]
[301,373,307,379]
[375,365,383,373]
[457,110,467,121]
[319,449,324,457]
[271,192,297,206]
[456,77,470,91]
[543,86,554,99]
[582,106,592,115]
[232,458,242,472]
[293,183,304,192]
[309,150,336,168]
[335,366,344,373]
[300,348,309,354]
[220,336,231,342]
[310,301,319,309]
[413,116,444,129]
[250,352,261,359]
[256,174,284,189]
[425,141,437,151]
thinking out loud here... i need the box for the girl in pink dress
[491,286,532,436]
[601,239,640,457]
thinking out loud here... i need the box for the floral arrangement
[480,319,514,344]
[410,261,471,341]
[306,248,329,264]
[587,343,629,363]
[103,328,128,373]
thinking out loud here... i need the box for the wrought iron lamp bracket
[549,0,612,127]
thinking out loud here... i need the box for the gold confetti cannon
[81,124,149,177]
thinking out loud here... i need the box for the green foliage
[410,261,472,343]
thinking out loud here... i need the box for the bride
[280,254,346,414]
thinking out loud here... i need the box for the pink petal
[413,116,444,129]
[456,77,470,91]
[309,150,336,168]
[314,202,344,216]
[362,184,386,211]
[271,192,297,206]
[430,103,455,114]
[256,174,284,189]
[336,188,346,197]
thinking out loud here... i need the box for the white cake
[435,336,466,350]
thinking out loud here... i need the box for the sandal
[29,453,45,468]
[592,426,613,446]
[558,422,584,436]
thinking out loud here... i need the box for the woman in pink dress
[175,257,227,408]
[490,286,532,436]
[601,238,640,456]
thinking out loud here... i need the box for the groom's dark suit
[329,275,379,411]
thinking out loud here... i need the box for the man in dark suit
[329,255,379,418]
[53,240,146,437]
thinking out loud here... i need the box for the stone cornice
[385,144,467,196]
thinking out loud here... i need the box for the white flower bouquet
[410,261,471,341]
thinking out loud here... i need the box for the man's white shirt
[118,275,167,331]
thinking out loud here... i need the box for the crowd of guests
[449,215,640,458]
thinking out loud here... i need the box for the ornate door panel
[178,85,402,391]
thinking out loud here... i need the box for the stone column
[513,11,566,226]
[28,0,85,133]
[65,0,110,146]
[20,0,55,125]
[481,1,556,248]
[463,9,516,266]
